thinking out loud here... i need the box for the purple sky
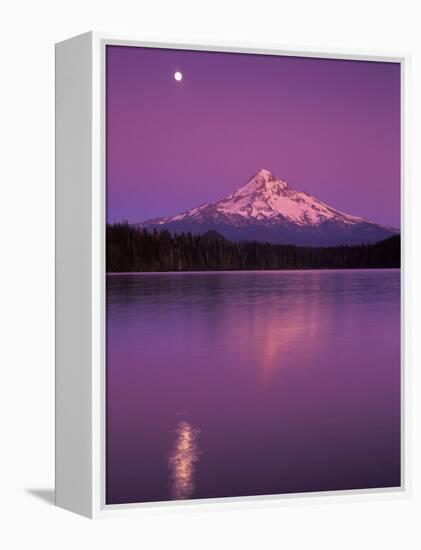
[106,46,400,228]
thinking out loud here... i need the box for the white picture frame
[55,31,410,518]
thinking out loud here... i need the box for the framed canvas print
[55,32,408,518]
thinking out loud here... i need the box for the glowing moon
[174,71,183,82]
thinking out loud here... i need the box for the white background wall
[1,0,420,548]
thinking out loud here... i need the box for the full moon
[174,71,183,81]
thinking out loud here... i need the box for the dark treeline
[106,223,400,272]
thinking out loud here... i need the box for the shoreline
[106,268,401,275]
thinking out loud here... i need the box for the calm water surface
[106,270,400,504]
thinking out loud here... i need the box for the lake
[106,269,401,504]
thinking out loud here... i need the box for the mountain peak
[137,169,398,246]
[242,168,289,196]
[248,168,281,185]
[254,168,276,179]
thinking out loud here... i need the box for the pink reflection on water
[168,421,200,500]
[215,275,326,388]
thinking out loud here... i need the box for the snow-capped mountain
[135,169,398,246]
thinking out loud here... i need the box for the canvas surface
[105,45,401,505]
